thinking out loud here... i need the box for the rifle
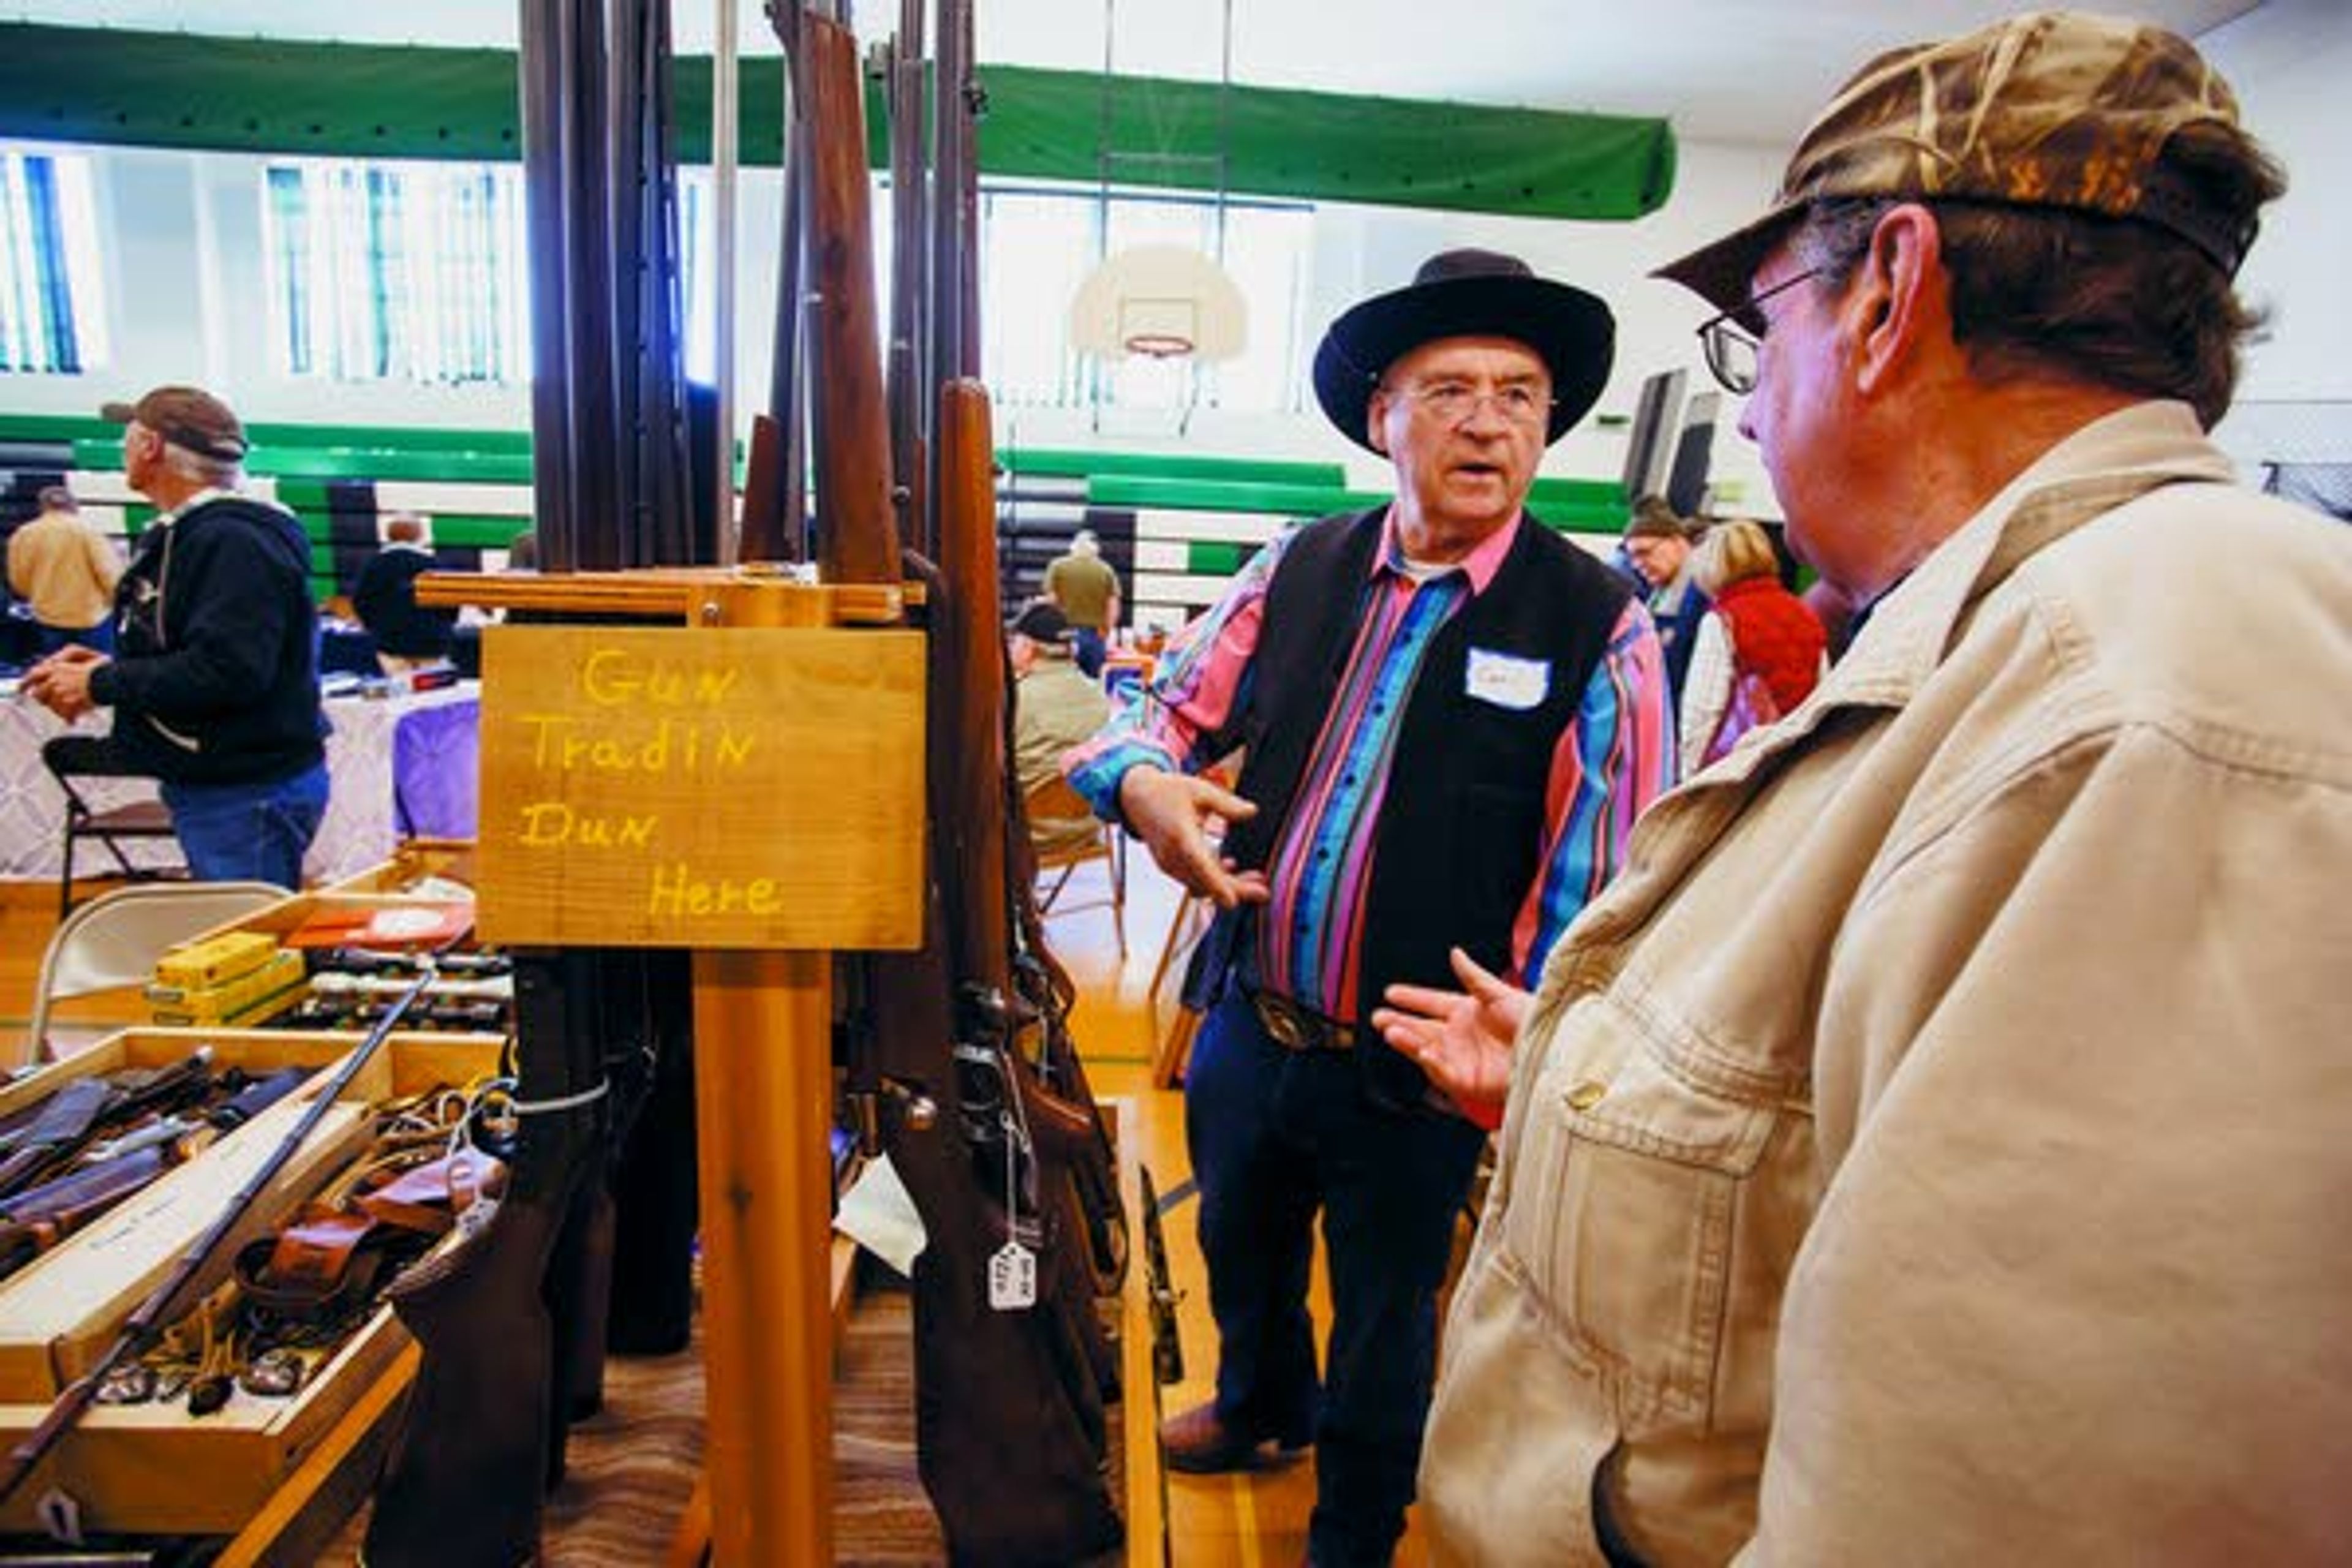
[1138,1165,1185,1387]
[930,0,981,382]
[750,0,812,565]
[934,377,1125,1433]
[791,4,1121,1552]
[803,6,900,589]
[364,949,612,1568]
[884,0,930,557]
[0,971,434,1513]
[371,2,703,1555]
[858,546,1125,1561]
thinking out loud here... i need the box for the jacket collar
[1828,400,2231,708]
[149,486,237,527]
[1695,400,2233,785]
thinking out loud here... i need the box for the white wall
[2199,0,2352,474]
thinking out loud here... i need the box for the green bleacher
[2,414,1635,608]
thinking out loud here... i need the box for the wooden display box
[0,1308,412,1536]
[323,838,478,897]
[182,890,476,951]
[0,1028,502,1534]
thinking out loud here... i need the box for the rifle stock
[736,410,791,565]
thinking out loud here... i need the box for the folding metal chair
[42,734,182,918]
[1025,773,1127,957]
[19,880,285,1069]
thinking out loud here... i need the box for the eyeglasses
[1695,266,1822,394]
[1390,378,1556,429]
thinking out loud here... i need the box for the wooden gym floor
[1,865,1434,1566]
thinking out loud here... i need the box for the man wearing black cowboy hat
[1065,249,1672,1565]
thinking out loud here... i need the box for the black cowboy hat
[1311,249,1615,453]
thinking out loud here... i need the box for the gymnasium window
[0,148,107,375]
[265,158,715,387]
[976,183,1313,415]
[263,159,535,385]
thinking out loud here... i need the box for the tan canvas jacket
[1423,402,2352,1567]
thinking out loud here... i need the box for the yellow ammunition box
[146,948,307,1025]
[151,930,279,993]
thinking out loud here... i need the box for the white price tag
[988,1240,1038,1310]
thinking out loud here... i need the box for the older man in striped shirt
[1065,249,1672,1568]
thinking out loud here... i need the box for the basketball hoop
[1068,0,1248,368]
[1071,247,1246,363]
[1125,331,1196,360]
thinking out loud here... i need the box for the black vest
[1209,508,1630,1105]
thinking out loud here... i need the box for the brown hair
[1793,121,2285,430]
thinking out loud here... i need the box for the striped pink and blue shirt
[1066,511,1674,1021]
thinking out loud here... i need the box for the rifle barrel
[803,9,901,587]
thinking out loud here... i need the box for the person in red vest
[1678,517,1825,773]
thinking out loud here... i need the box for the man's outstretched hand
[1373,948,1529,1125]
[1115,764,1270,911]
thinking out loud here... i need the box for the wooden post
[690,573,842,1567]
[691,947,833,1567]
[443,567,922,1566]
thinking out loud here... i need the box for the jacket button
[1566,1080,1607,1110]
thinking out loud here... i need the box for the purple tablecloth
[391,694,480,840]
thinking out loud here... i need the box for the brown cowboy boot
[1160,1399,1312,1474]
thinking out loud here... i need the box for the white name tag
[1464,647,1550,712]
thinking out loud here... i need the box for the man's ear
[1365,390,1392,456]
[1852,203,1947,399]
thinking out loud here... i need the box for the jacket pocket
[1424,1245,1621,1567]
[1499,991,1777,1427]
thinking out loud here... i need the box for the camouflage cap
[1658,11,2260,312]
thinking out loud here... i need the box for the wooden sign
[475,625,924,949]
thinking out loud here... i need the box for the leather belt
[1248,989,1356,1053]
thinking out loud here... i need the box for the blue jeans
[37,620,115,657]
[161,760,330,889]
[1071,627,1107,678]
[1186,990,1487,1567]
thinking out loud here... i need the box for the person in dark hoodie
[24,385,328,889]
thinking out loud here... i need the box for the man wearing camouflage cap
[1377,13,2351,1563]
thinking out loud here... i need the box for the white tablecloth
[0,684,480,886]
